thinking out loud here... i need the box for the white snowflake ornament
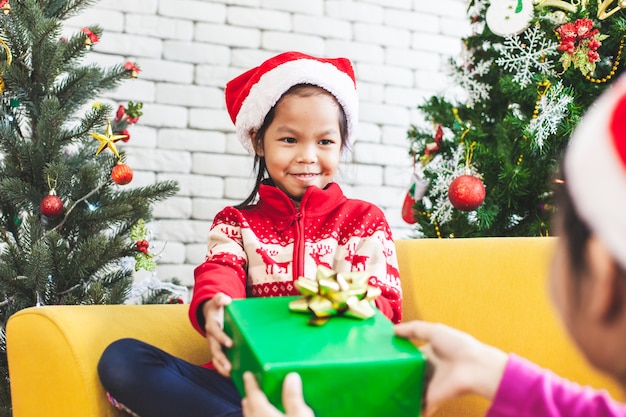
[527,81,573,150]
[451,46,493,108]
[495,24,559,88]
[468,0,489,16]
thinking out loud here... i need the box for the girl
[98,51,403,417]
[241,75,626,417]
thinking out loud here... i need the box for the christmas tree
[404,0,626,238]
[0,1,178,413]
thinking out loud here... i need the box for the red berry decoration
[40,191,64,218]
[136,240,149,254]
[112,163,133,185]
[448,175,486,211]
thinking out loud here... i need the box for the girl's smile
[291,173,320,182]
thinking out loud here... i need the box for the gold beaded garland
[584,36,625,84]
[422,211,442,239]
[532,80,551,119]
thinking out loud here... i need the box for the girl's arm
[189,208,249,334]
[373,281,401,323]
[488,355,626,417]
[394,321,626,417]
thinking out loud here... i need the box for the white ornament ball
[485,0,534,37]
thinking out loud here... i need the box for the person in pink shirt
[241,76,626,417]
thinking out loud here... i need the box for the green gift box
[224,296,426,417]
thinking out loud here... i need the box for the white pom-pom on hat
[225,51,359,155]
[564,75,626,269]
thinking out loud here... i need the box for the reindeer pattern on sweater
[189,182,403,332]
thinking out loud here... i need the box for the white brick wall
[66,0,470,286]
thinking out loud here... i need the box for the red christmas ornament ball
[40,192,64,218]
[112,163,134,185]
[448,175,486,211]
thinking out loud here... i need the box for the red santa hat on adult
[564,75,626,270]
[225,51,358,154]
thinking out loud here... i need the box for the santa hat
[564,75,626,270]
[225,51,358,154]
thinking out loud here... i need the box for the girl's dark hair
[553,167,591,281]
[553,165,626,303]
[234,84,349,209]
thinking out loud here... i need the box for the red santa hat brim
[225,51,359,154]
[564,76,626,269]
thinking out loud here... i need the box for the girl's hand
[394,321,508,417]
[202,292,233,377]
[242,372,315,417]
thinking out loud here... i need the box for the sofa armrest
[7,304,209,417]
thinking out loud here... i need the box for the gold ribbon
[597,0,626,19]
[533,0,580,12]
[0,38,11,66]
[289,265,381,325]
[533,0,626,19]
[0,35,12,94]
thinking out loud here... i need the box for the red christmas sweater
[189,182,403,335]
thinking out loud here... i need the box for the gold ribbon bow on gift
[288,265,382,326]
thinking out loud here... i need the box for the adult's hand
[242,372,314,417]
[202,292,233,377]
[394,321,508,417]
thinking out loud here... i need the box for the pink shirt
[487,354,626,417]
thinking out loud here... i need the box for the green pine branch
[407,3,625,238]
[0,2,180,412]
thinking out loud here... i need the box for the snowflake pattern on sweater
[189,182,403,332]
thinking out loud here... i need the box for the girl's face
[256,91,343,202]
[549,224,578,336]
[549,212,618,374]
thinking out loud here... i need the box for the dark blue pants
[98,338,242,417]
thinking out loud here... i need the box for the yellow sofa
[6,237,624,417]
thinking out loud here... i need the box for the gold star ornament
[90,120,127,158]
